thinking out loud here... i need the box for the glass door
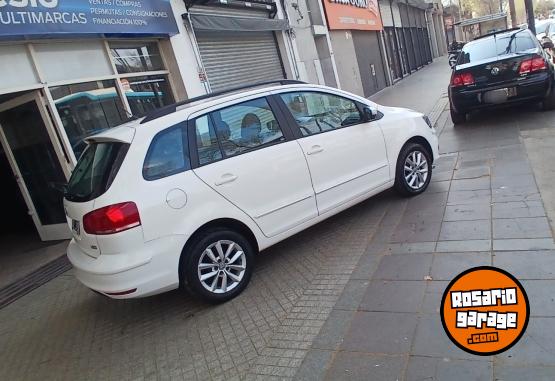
[0,91,71,241]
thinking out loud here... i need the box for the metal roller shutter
[196,31,284,92]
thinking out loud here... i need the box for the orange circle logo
[440,266,529,356]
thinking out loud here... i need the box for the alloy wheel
[197,240,246,294]
[404,150,429,190]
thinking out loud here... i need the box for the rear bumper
[67,234,187,298]
[449,73,552,113]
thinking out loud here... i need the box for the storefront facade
[321,0,389,97]
[0,0,188,241]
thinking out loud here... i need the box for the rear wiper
[502,29,524,54]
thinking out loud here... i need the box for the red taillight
[451,72,475,87]
[83,202,141,235]
[519,57,546,74]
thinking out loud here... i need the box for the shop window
[120,75,174,117]
[109,41,164,74]
[50,80,127,158]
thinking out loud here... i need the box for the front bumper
[67,235,186,298]
[449,73,552,113]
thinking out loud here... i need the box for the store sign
[0,0,178,37]
[323,0,382,31]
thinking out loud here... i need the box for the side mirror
[542,38,554,49]
[363,106,377,121]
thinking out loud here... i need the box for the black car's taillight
[519,57,547,74]
[451,72,475,87]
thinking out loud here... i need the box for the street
[2,58,555,381]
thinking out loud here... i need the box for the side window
[209,97,285,158]
[143,124,190,180]
[195,115,223,165]
[279,92,362,136]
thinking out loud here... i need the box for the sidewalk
[295,65,555,380]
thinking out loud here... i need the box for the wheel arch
[178,218,259,286]
[401,136,434,164]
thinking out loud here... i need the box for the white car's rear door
[191,96,317,237]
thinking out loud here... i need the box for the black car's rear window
[459,31,537,64]
[65,142,129,202]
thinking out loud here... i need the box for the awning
[190,13,289,32]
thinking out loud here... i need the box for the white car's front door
[192,96,317,237]
[278,91,389,215]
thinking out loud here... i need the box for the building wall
[329,30,365,96]
[352,30,388,97]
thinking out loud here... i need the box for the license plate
[72,219,80,236]
[483,88,510,104]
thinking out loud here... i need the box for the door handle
[215,174,238,186]
[306,145,324,155]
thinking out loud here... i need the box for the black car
[448,28,555,124]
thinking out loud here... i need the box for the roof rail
[140,79,307,124]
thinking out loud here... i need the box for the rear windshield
[459,31,537,64]
[65,142,129,202]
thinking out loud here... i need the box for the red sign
[323,0,383,31]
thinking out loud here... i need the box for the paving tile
[430,252,491,281]
[295,349,334,381]
[493,238,555,251]
[334,280,370,310]
[444,203,491,221]
[492,161,534,177]
[493,217,552,239]
[387,242,436,255]
[406,356,492,381]
[311,310,356,350]
[492,174,537,189]
[373,254,433,280]
[407,191,449,209]
[432,171,453,182]
[492,201,546,219]
[495,317,555,366]
[390,221,442,243]
[401,207,446,224]
[426,180,451,194]
[439,220,491,241]
[324,352,404,381]
[521,280,555,316]
[422,281,449,314]
[359,280,426,313]
[452,166,490,180]
[492,186,541,203]
[493,251,555,279]
[436,239,491,252]
[448,189,491,205]
[350,253,382,280]
[450,177,491,191]
[411,315,476,360]
[341,311,417,354]
[493,365,555,381]
[458,159,491,169]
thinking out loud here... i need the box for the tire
[450,107,466,125]
[542,89,555,111]
[181,228,254,303]
[394,142,433,197]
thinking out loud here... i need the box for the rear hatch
[64,127,134,258]
[455,30,540,89]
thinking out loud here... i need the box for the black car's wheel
[394,142,433,197]
[450,108,466,124]
[542,89,555,111]
[181,228,254,303]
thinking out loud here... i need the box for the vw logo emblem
[491,67,500,75]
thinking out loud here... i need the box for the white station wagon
[64,81,438,302]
